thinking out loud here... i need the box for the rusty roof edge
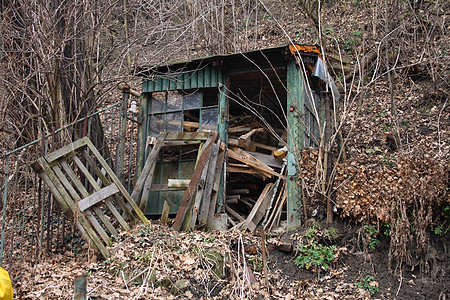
[135,43,321,77]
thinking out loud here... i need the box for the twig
[260,229,269,292]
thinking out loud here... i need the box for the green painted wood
[197,69,204,88]
[183,72,191,89]
[210,67,217,87]
[169,77,177,90]
[286,59,305,230]
[204,67,211,87]
[162,78,169,91]
[176,74,183,89]
[190,72,198,89]
[147,80,155,93]
[155,77,163,91]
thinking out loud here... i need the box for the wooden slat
[81,151,134,221]
[130,134,165,202]
[73,155,99,189]
[245,151,283,169]
[172,133,216,231]
[198,142,220,226]
[62,159,131,233]
[164,132,212,141]
[228,148,285,179]
[78,184,119,211]
[188,147,211,229]
[53,164,115,243]
[84,138,149,225]
[35,158,109,258]
[92,206,118,236]
[243,183,273,232]
[44,138,88,164]
[150,184,186,192]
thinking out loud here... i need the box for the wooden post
[73,274,87,300]
[216,71,228,213]
[286,58,305,230]
[135,93,149,182]
[116,88,129,182]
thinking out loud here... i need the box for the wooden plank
[81,151,135,220]
[228,148,285,179]
[188,149,210,229]
[150,184,186,192]
[130,134,165,202]
[92,206,118,236]
[238,128,264,147]
[172,133,216,231]
[198,142,220,226]
[228,127,254,134]
[72,155,99,189]
[229,189,250,195]
[85,138,149,225]
[78,184,119,211]
[44,138,88,164]
[139,160,157,211]
[164,132,212,141]
[243,183,273,232]
[183,141,207,230]
[225,205,245,222]
[35,158,109,258]
[57,161,121,237]
[245,151,283,169]
[249,142,278,152]
[207,144,225,229]
[85,210,111,245]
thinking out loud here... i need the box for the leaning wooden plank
[207,143,226,230]
[245,151,283,169]
[225,205,245,222]
[188,148,211,230]
[183,141,206,230]
[243,183,273,232]
[85,210,111,245]
[44,138,88,164]
[72,155,99,189]
[139,161,157,211]
[267,192,287,231]
[81,151,134,221]
[34,158,109,258]
[264,180,286,230]
[53,164,116,242]
[78,184,119,211]
[228,148,284,179]
[198,142,220,226]
[92,206,118,236]
[84,138,149,225]
[172,133,216,231]
[130,133,165,203]
[249,185,276,232]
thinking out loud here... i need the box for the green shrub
[294,242,336,271]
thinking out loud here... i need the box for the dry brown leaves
[334,153,448,223]
[15,224,372,299]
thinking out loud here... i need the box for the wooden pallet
[32,137,149,258]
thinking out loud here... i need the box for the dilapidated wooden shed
[135,43,337,230]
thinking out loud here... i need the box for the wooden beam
[172,133,216,231]
[228,147,285,179]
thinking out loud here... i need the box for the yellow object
[0,267,12,300]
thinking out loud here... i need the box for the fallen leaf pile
[15,224,370,299]
[334,153,448,223]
